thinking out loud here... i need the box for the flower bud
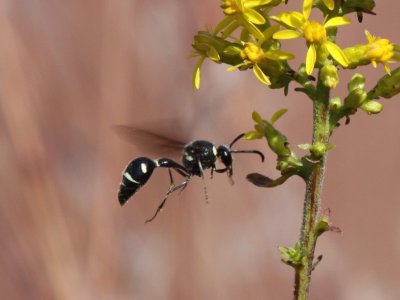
[278,243,304,267]
[309,142,335,158]
[193,31,244,66]
[360,100,383,114]
[329,97,342,111]
[343,89,367,109]
[320,64,339,88]
[371,67,400,99]
[347,73,365,92]
[342,44,371,68]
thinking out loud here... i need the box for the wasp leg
[197,160,209,202]
[157,158,189,176]
[213,166,234,185]
[145,175,192,223]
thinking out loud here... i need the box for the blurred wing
[113,125,186,157]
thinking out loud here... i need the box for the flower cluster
[192,0,400,98]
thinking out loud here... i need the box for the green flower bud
[342,44,371,69]
[329,97,342,111]
[348,73,365,92]
[360,100,383,114]
[320,65,339,88]
[371,67,400,99]
[278,243,304,267]
[309,142,335,158]
[193,32,244,66]
[343,88,367,109]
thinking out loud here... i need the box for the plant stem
[294,79,331,300]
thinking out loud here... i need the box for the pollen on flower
[366,37,394,64]
[241,43,264,63]
[304,21,326,44]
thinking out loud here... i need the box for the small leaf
[263,50,295,60]
[213,16,235,35]
[270,108,288,124]
[243,131,263,140]
[278,242,304,267]
[223,46,242,56]
[247,173,290,187]
[260,24,280,43]
[207,46,220,61]
[252,111,263,123]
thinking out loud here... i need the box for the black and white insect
[117,128,264,222]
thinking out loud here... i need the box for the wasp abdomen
[118,157,156,206]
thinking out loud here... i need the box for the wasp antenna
[230,150,265,162]
[229,133,245,148]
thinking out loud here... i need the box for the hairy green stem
[294,79,331,300]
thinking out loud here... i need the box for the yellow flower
[364,31,399,74]
[343,31,400,74]
[221,0,272,23]
[271,0,350,75]
[219,0,273,40]
[227,41,294,86]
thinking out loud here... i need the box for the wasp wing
[113,125,186,158]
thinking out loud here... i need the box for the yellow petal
[241,17,265,40]
[244,8,266,25]
[246,0,273,8]
[325,41,349,67]
[273,29,302,39]
[306,44,316,75]
[322,0,334,10]
[192,56,205,90]
[272,12,305,29]
[253,64,271,85]
[384,63,392,74]
[303,0,313,20]
[324,16,351,29]
[364,30,374,43]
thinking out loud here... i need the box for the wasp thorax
[182,140,217,176]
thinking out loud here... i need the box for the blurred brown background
[1,1,400,299]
